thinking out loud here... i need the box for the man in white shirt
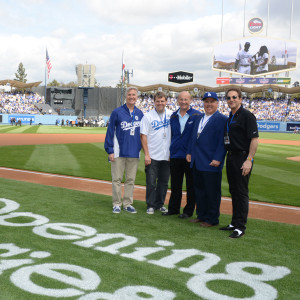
[235,42,253,75]
[140,91,172,214]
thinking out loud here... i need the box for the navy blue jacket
[188,111,228,172]
[170,107,201,159]
[104,104,144,158]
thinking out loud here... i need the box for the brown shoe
[200,222,217,227]
[189,218,203,223]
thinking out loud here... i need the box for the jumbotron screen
[212,37,298,77]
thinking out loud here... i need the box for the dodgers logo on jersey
[151,119,170,131]
[120,121,141,130]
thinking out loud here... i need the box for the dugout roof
[0,79,42,89]
[129,83,300,95]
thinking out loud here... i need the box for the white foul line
[0,167,299,212]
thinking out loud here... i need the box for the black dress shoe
[162,212,178,216]
[219,224,235,231]
[229,229,245,238]
[178,213,190,219]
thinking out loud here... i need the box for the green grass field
[0,125,299,299]
[1,124,300,140]
[0,126,299,206]
[0,179,299,299]
[0,124,108,134]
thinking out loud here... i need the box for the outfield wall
[0,114,77,125]
[0,114,299,132]
[257,121,300,133]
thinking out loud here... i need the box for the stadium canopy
[0,79,42,89]
[129,83,300,95]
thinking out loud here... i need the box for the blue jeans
[145,159,170,209]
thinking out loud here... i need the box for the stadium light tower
[76,64,96,119]
[125,69,133,84]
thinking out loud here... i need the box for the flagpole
[121,50,124,105]
[44,48,47,103]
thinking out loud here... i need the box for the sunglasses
[226,96,238,100]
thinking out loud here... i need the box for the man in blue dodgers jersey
[140,91,172,215]
[162,91,201,219]
[104,87,144,214]
[187,92,228,227]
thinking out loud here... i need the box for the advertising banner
[257,121,280,131]
[248,17,264,34]
[168,71,193,84]
[9,115,35,124]
[216,77,291,85]
[286,123,300,132]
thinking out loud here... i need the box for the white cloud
[0,0,299,88]
[86,0,207,25]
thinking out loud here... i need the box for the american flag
[46,49,52,79]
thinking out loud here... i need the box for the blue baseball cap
[203,92,218,101]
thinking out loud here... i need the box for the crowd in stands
[0,91,299,122]
[0,92,44,114]
[136,95,300,122]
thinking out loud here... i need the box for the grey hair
[125,86,138,97]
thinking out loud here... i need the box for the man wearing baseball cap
[187,92,228,227]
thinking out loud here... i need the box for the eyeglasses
[226,96,238,100]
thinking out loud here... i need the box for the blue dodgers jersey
[104,104,144,158]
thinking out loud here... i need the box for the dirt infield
[0,133,299,226]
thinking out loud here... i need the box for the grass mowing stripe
[21,125,40,133]
[253,164,300,186]
[249,173,299,205]
[0,126,23,133]
[24,144,81,173]
[259,143,300,153]
[66,143,109,178]
[259,132,300,141]
[36,125,108,134]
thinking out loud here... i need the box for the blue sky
[0,0,299,87]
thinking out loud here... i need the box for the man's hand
[144,154,151,166]
[109,153,115,162]
[209,160,220,167]
[241,160,252,176]
[186,154,191,163]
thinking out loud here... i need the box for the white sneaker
[158,206,168,213]
[113,206,121,213]
[147,207,155,215]
[123,205,137,213]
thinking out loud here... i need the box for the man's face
[226,91,242,112]
[126,89,138,106]
[244,43,250,52]
[203,98,218,115]
[177,92,191,112]
[154,97,167,113]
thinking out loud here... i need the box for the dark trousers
[193,167,222,225]
[226,151,252,231]
[145,159,170,209]
[168,158,195,216]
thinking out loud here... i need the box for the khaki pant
[111,157,139,208]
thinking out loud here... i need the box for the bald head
[177,91,192,114]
